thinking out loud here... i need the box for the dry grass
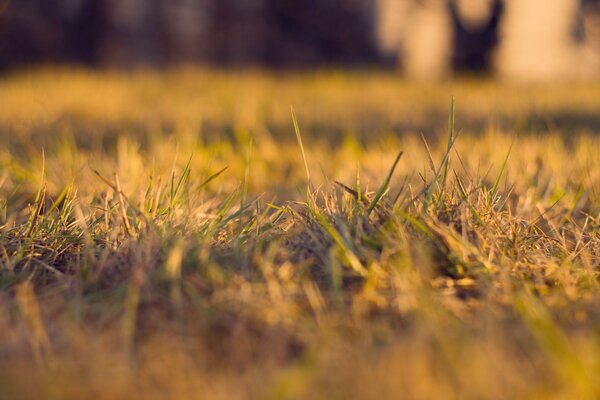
[1,68,600,399]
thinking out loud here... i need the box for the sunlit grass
[1,68,600,399]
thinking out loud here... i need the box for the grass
[1,68,600,399]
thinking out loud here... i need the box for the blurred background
[0,0,599,81]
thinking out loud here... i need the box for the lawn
[1,68,600,399]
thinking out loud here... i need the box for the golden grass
[1,68,600,399]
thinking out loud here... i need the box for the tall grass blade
[25,149,46,238]
[46,182,73,216]
[114,172,135,237]
[291,106,311,188]
[25,185,46,238]
[422,127,460,214]
[490,139,514,204]
[170,154,193,209]
[242,137,253,210]
[442,97,455,189]
[367,150,403,215]
[356,162,362,205]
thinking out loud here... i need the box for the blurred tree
[376,0,599,80]
[0,0,597,78]
[450,0,503,72]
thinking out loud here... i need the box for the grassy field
[1,68,600,399]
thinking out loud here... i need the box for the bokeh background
[1,0,599,80]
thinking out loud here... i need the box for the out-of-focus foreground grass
[1,68,600,399]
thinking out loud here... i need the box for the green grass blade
[172,154,193,202]
[313,211,367,277]
[422,132,460,214]
[367,150,403,215]
[199,166,228,190]
[490,139,514,204]
[24,149,46,238]
[46,182,72,216]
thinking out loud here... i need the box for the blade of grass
[46,182,73,216]
[489,139,514,205]
[420,133,437,174]
[291,106,311,189]
[25,149,46,238]
[356,162,362,205]
[313,211,367,277]
[333,180,365,204]
[422,130,460,214]
[170,154,193,211]
[441,97,455,189]
[114,172,135,237]
[199,166,228,190]
[367,150,403,215]
[241,137,253,212]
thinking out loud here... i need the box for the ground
[1,68,600,399]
